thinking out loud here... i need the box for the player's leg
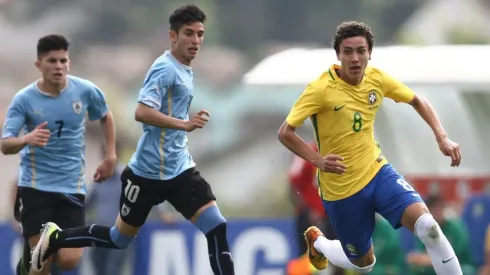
[17,187,57,275]
[30,167,159,272]
[322,217,345,275]
[374,164,463,275]
[166,168,234,275]
[309,188,377,273]
[51,193,86,270]
[16,239,31,275]
[14,190,31,275]
[90,248,110,275]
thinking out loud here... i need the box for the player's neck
[337,69,363,86]
[170,48,191,66]
[38,78,66,96]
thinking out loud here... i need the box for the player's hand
[23,121,50,147]
[93,157,116,183]
[437,137,461,167]
[314,154,346,174]
[183,110,210,132]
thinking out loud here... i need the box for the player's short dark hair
[37,34,70,59]
[332,21,375,54]
[169,4,206,32]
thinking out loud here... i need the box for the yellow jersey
[286,64,415,201]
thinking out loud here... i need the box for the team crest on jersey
[121,203,131,216]
[72,100,83,114]
[368,90,377,105]
[346,244,358,256]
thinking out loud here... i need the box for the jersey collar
[328,64,367,87]
[35,77,69,97]
[165,50,192,72]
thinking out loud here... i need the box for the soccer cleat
[304,226,329,270]
[31,222,60,272]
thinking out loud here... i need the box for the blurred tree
[448,27,490,44]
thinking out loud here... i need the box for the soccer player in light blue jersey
[31,5,235,275]
[1,34,117,275]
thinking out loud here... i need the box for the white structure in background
[399,0,490,44]
[242,45,490,176]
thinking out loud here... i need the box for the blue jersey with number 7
[128,50,196,181]
[1,75,109,194]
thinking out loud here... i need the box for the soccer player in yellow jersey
[278,21,463,275]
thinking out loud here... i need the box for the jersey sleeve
[138,65,176,110]
[286,83,326,127]
[382,71,415,103]
[1,94,26,139]
[87,83,109,121]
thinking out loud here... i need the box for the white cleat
[31,222,61,272]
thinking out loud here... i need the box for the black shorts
[18,187,85,239]
[14,188,21,222]
[119,166,216,227]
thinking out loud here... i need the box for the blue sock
[194,205,226,234]
[194,206,235,275]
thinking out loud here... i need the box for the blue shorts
[323,164,423,259]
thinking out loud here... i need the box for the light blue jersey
[128,50,195,180]
[2,75,108,194]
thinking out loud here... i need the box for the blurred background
[1,0,490,274]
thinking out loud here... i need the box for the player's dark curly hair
[332,21,375,54]
[37,34,69,59]
[169,4,206,32]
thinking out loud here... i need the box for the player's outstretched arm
[92,111,117,183]
[135,103,209,132]
[1,122,50,155]
[278,122,346,174]
[99,111,116,161]
[383,71,461,167]
[279,82,346,174]
[278,122,323,165]
[2,94,30,154]
[1,137,27,155]
[409,93,461,167]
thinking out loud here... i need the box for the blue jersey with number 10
[1,75,109,194]
[128,50,196,180]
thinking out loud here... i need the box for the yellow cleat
[304,226,329,270]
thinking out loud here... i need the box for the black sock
[16,240,30,275]
[48,224,118,256]
[16,259,22,275]
[205,223,235,275]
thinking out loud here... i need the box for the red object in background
[406,176,490,201]
[406,176,490,211]
[288,143,326,217]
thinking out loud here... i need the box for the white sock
[415,214,463,275]
[313,236,356,270]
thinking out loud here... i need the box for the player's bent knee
[351,256,376,274]
[350,251,375,269]
[56,248,83,270]
[414,213,442,248]
[194,204,227,234]
[109,226,135,249]
[352,262,375,274]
